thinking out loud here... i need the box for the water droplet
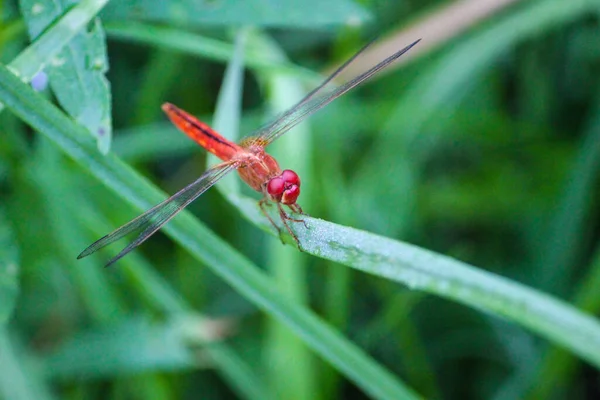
[51,57,65,67]
[31,3,44,15]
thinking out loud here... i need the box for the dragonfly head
[267,169,301,205]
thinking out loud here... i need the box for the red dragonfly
[78,39,420,267]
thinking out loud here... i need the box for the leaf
[102,0,370,28]
[19,0,112,153]
[1,0,108,114]
[0,211,19,325]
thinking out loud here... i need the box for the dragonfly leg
[277,203,302,245]
[286,203,309,229]
[259,198,285,243]
[289,203,303,214]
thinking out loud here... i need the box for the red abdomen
[162,103,243,161]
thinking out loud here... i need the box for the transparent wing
[249,39,421,146]
[78,162,238,267]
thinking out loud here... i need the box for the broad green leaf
[0,212,19,325]
[103,0,370,28]
[19,0,112,153]
[2,0,108,114]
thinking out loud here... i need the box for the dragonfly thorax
[235,146,301,206]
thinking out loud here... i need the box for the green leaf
[19,0,112,153]
[2,0,108,113]
[102,0,370,28]
[0,64,420,400]
[0,212,19,325]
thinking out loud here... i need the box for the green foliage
[1,0,600,399]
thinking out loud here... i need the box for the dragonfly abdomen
[162,103,243,161]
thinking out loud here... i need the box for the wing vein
[78,162,237,266]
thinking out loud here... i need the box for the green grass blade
[210,28,247,194]
[294,218,600,369]
[535,91,600,291]
[105,22,321,82]
[0,64,420,400]
[102,0,370,28]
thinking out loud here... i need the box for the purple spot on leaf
[98,127,105,137]
[31,71,48,91]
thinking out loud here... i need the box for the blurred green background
[1,0,600,399]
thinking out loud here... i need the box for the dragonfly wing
[249,39,420,146]
[78,161,238,267]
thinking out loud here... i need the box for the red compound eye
[281,169,300,186]
[281,185,300,205]
[267,177,285,197]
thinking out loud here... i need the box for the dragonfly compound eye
[281,184,300,205]
[281,169,300,186]
[267,177,286,200]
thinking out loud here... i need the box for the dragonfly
[78,38,421,267]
